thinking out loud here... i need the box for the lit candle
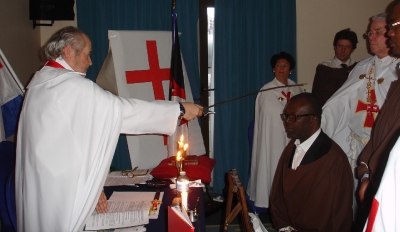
[183,144,188,158]
[181,191,188,211]
[178,135,184,149]
[176,151,182,161]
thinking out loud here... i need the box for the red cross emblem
[355,89,380,128]
[125,40,172,145]
[0,62,3,69]
[281,91,291,101]
[125,40,170,100]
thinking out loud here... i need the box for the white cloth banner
[0,49,24,142]
[363,136,400,232]
[97,31,205,168]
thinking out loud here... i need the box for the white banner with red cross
[363,136,400,232]
[96,31,205,169]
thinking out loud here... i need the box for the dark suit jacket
[312,63,356,105]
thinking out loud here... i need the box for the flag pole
[0,49,24,93]
[168,0,190,157]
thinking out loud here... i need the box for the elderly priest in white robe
[15,26,203,231]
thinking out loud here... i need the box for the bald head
[282,93,322,142]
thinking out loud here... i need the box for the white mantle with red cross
[96,31,205,169]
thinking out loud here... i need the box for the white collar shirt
[292,128,321,170]
[321,56,355,68]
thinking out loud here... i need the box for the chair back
[224,169,253,232]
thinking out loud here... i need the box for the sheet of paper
[104,170,153,186]
[85,207,148,230]
[171,205,192,226]
[109,191,164,219]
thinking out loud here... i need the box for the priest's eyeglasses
[364,29,387,37]
[389,21,400,31]
[280,113,315,122]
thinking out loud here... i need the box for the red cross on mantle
[355,89,380,128]
[0,62,3,69]
[281,91,291,101]
[125,40,170,100]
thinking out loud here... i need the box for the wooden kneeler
[224,169,253,232]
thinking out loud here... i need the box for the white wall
[39,3,77,46]
[296,0,393,91]
[0,0,41,86]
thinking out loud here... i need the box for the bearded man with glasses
[320,12,399,219]
[270,93,353,232]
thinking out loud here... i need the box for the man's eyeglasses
[364,29,387,37]
[280,113,315,122]
[389,21,400,31]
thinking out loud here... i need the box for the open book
[168,206,194,232]
[84,191,163,230]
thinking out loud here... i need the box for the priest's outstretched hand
[181,102,203,120]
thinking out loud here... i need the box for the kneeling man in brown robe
[270,93,353,232]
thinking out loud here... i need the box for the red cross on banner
[125,40,170,100]
[0,62,3,69]
[355,89,380,128]
[365,197,379,232]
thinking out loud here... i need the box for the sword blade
[204,83,305,110]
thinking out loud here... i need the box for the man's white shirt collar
[292,128,322,169]
[321,56,354,68]
[295,128,321,153]
[333,56,354,67]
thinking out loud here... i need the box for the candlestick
[181,191,188,211]
[183,144,188,158]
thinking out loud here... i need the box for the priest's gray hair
[371,12,387,22]
[44,26,88,60]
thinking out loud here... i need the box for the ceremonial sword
[202,83,306,116]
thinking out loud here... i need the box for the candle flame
[183,144,188,151]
